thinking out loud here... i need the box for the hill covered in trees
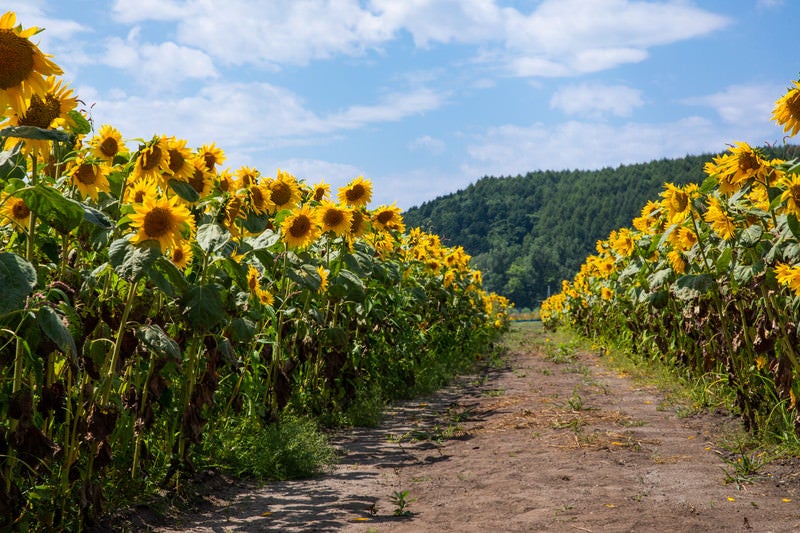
[403,147,798,309]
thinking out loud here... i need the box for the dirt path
[139,322,800,532]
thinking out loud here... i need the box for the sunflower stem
[100,278,140,405]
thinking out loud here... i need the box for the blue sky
[6,0,797,208]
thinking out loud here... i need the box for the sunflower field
[543,77,800,440]
[0,12,509,529]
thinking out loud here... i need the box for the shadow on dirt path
[134,322,800,532]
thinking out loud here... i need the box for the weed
[390,490,413,517]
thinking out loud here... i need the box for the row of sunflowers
[542,76,800,438]
[0,11,510,529]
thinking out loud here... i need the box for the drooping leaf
[109,238,161,281]
[197,223,230,254]
[0,252,37,315]
[67,110,92,135]
[136,324,181,361]
[0,125,72,142]
[37,306,77,359]
[182,284,225,331]
[672,273,715,300]
[19,185,84,233]
[82,205,114,229]
[168,178,200,203]
[0,142,26,181]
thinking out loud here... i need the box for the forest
[404,146,799,309]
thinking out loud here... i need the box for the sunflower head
[235,166,260,189]
[316,265,329,293]
[6,76,78,154]
[90,124,127,161]
[371,203,405,233]
[247,183,275,215]
[165,137,196,181]
[311,182,330,202]
[197,143,225,172]
[132,136,171,183]
[338,176,373,207]
[319,202,353,237]
[0,11,63,115]
[69,155,111,201]
[0,193,31,231]
[267,169,301,211]
[186,158,213,199]
[773,80,800,138]
[170,241,193,270]
[128,194,194,251]
[280,204,321,250]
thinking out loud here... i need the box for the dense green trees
[404,147,797,309]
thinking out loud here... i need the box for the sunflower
[4,76,78,154]
[215,169,236,194]
[371,203,405,233]
[235,166,260,188]
[267,169,302,212]
[165,136,196,181]
[169,241,193,270]
[778,173,800,218]
[89,124,127,161]
[348,207,369,238]
[660,183,697,223]
[247,183,274,215]
[311,181,330,202]
[708,143,770,194]
[132,136,171,183]
[775,262,800,295]
[185,158,213,199]
[318,202,352,236]
[280,204,321,249]
[338,176,373,207]
[68,155,111,201]
[0,193,31,230]
[197,142,225,172]
[0,11,63,116]
[317,265,329,293]
[128,193,194,251]
[125,178,159,205]
[667,250,687,274]
[246,264,274,306]
[704,196,736,240]
[773,80,800,137]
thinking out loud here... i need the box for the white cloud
[683,83,783,126]
[463,115,786,178]
[409,135,446,154]
[550,83,643,117]
[101,32,218,89]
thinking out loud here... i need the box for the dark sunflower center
[791,184,800,205]
[168,150,185,173]
[143,207,172,237]
[672,192,688,213]
[271,182,291,206]
[248,273,258,292]
[0,31,35,90]
[141,145,163,171]
[738,152,759,173]
[350,211,363,232]
[289,215,311,238]
[18,93,60,128]
[203,152,217,170]
[241,173,255,188]
[172,248,185,263]
[346,184,365,202]
[74,164,97,185]
[188,168,205,193]
[133,189,146,203]
[251,186,265,209]
[787,93,800,119]
[323,209,344,227]
[314,188,326,201]
[11,199,30,220]
[376,210,394,225]
[100,137,118,158]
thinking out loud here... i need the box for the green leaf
[647,268,672,288]
[82,205,113,229]
[19,185,85,233]
[136,324,181,361]
[168,178,200,203]
[182,284,225,331]
[229,317,256,343]
[672,274,715,300]
[787,214,800,240]
[67,110,92,135]
[648,290,669,309]
[109,238,161,281]
[739,224,763,247]
[320,327,348,348]
[37,306,77,359]
[0,252,37,315]
[715,247,732,274]
[0,125,71,142]
[197,223,230,254]
[247,229,280,250]
[0,142,26,181]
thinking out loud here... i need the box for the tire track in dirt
[138,322,800,532]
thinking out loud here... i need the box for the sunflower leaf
[0,142,26,181]
[672,273,715,300]
[197,223,230,254]
[19,184,85,233]
[82,204,114,229]
[0,252,37,315]
[37,306,78,360]
[168,178,200,203]
[109,238,161,281]
[182,284,225,331]
[136,324,181,361]
[67,110,92,135]
[0,126,72,142]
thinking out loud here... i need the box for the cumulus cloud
[550,83,644,118]
[409,135,446,155]
[683,83,784,127]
